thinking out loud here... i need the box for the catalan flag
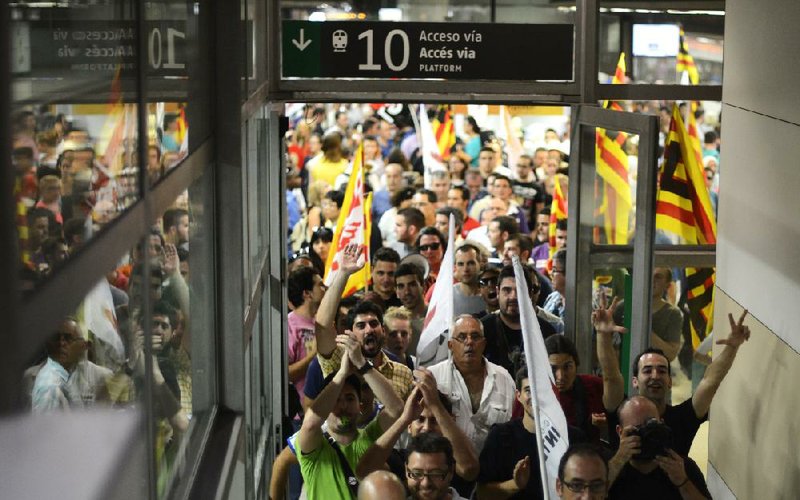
[324,143,371,297]
[596,53,632,244]
[656,104,717,347]
[547,174,568,272]
[677,27,700,85]
[431,105,456,161]
[176,104,189,153]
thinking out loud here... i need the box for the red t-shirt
[556,374,605,441]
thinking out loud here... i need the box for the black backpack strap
[323,431,359,499]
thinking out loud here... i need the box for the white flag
[512,256,569,499]
[416,214,455,367]
[418,104,446,189]
[83,278,125,358]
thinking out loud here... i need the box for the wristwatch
[357,360,374,375]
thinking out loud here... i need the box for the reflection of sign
[283,20,574,81]
[29,21,187,76]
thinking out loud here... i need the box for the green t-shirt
[297,419,383,499]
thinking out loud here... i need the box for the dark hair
[416,188,437,204]
[63,218,86,245]
[493,174,512,186]
[310,226,334,245]
[479,146,494,155]
[373,247,400,265]
[557,443,608,481]
[515,366,529,391]
[704,131,717,143]
[162,208,189,233]
[448,185,469,203]
[545,334,580,366]
[391,187,416,208]
[321,132,343,153]
[397,207,425,232]
[324,190,345,209]
[466,116,481,134]
[631,348,670,377]
[163,113,179,129]
[555,219,568,232]
[416,226,446,252]
[394,262,424,285]
[538,208,551,218]
[491,215,519,236]
[153,300,178,330]
[498,263,533,293]
[322,372,362,401]
[406,433,456,469]
[436,207,463,232]
[386,148,409,170]
[288,266,319,307]
[343,300,385,330]
[27,207,56,232]
[506,233,534,255]
[37,166,61,180]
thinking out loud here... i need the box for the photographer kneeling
[608,396,711,499]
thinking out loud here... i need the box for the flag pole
[512,255,551,500]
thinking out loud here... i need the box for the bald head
[618,395,660,429]
[357,470,406,500]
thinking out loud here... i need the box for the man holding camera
[593,296,751,456]
[607,396,710,499]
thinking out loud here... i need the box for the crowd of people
[13,105,195,494]
[275,103,737,499]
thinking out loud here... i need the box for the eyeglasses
[407,469,450,481]
[418,242,441,252]
[479,278,498,287]
[452,332,485,344]
[561,480,607,494]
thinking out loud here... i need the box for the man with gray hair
[428,314,515,454]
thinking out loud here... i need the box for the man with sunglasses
[428,315,515,454]
[482,264,558,377]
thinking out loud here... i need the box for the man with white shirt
[428,315,515,454]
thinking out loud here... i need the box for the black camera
[632,418,672,460]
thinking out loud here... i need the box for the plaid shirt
[318,346,413,402]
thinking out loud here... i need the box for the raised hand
[413,367,441,409]
[717,310,751,348]
[163,243,179,276]
[512,456,531,490]
[401,386,425,424]
[592,295,628,335]
[341,243,366,275]
[338,332,366,369]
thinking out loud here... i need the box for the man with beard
[593,296,752,456]
[316,244,414,402]
[297,333,403,499]
[481,264,557,376]
[405,433,468,500]
[428,315,515,454]
[607,396,710,499]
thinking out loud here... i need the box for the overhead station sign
[282,21,574,81]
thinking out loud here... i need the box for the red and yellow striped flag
[677,27,700,85]
[656,104,717,347]
[547,174,568,272]
[431,105,456,161]
[596,53,632,244]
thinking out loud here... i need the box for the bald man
[358,470,406,500]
